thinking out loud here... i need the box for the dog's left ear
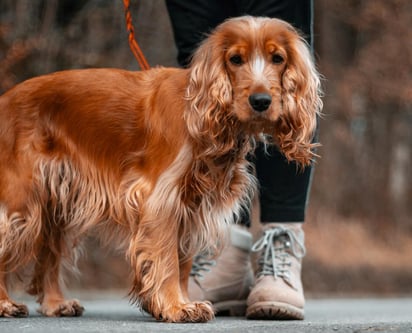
[276,36,323,167]
[185,31,233,148]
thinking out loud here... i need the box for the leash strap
[123,0,150,71]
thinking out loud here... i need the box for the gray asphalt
[1,295,411,332]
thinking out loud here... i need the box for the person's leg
[255,145,314,223]
[238,0,316,320]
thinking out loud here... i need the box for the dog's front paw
[0,299,29,317]
[38,299,84,317]
[161,301,215,323]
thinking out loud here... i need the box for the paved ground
[1,294,411,332]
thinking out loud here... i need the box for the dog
[0,16,321,322]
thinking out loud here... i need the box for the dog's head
[186,16,322,166]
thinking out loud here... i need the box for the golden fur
[0,16,321,322]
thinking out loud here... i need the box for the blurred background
[0,0,411,296]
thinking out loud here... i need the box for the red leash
[123,0,150,71]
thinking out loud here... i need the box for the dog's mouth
[247,105,280,125]
[236,115,278,137]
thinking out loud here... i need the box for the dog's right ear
[185,31,232,147]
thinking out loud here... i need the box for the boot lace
[251,226,306,282]
[190,254,216,279]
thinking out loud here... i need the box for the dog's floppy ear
[275,34,322,167]
[185,30,233,152]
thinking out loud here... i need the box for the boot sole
[213,300,247,316]
[246,301,304,320]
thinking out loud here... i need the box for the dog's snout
[248,93,272,112]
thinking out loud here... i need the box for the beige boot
[189,224,254,316]
[246,223,306,320]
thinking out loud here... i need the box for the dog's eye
[229,55,243,66]
[272,54,284,64]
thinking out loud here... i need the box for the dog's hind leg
[23,159,85,317]
[0,206,32,317]
[27,227,84,317]
[0,261,29,317]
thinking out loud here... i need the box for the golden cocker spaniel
[0,16,321,322]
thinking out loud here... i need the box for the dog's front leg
[128,219,214,323]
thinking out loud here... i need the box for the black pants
[166,0,315,224]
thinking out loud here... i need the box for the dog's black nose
[248,93,272,112]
